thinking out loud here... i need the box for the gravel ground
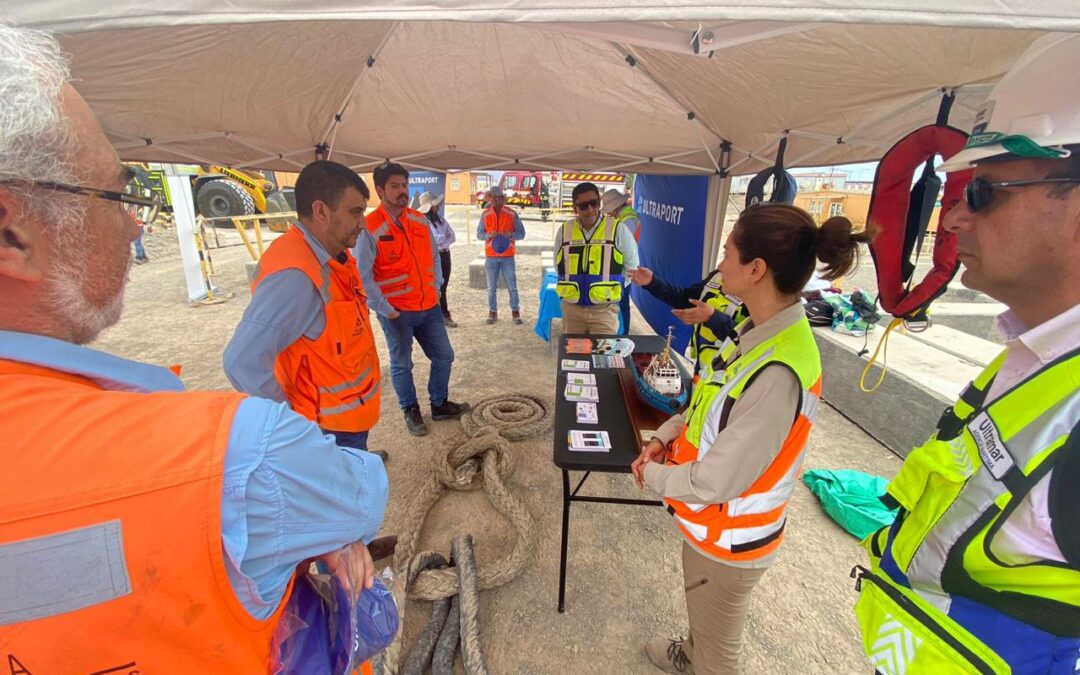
[93,211,903,674]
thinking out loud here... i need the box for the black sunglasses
[964,176,1080,213]
[574,198,600,211]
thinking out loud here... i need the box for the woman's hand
[627,266,654,286]
[672,299,715,326]
[631,438,666,488]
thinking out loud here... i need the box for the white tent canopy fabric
[6,3,1076,175]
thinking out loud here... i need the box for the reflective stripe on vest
[483,207,517,258]
[663,316,822,562]
[0,360,292,670]
[855,346,1080,673]
[554,215,625,305]
[688,272,749,378]
[365,204,439,312]
[253,226,381,433]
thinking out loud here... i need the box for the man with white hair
[852,33,1080,674]
[0,25,388,671]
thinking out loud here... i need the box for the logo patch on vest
[968,412,1014,480]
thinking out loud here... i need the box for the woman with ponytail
[632,204,873,675]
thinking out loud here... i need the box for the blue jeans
[322,428,369,451]
[377,305,455,409]
[133,231,146,258]
[485,257,520,312]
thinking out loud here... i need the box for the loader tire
[196,179,256,221]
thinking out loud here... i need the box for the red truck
[475,170,627,214]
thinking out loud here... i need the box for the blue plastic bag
[273,549,399,674]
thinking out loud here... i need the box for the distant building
[446,171,492,205]
[795,187,944,232]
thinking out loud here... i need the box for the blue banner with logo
[630,174,710,354]
[408,171,447,215]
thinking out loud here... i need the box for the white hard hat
[939,33,1080,172]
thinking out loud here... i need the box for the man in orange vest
[476,185,526,324]
[224,160,387,461]
[0,25,388,672]
[356,163,469,437]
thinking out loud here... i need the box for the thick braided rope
[375,551,448,675]
[460,393,552,442]
[394,426,536,600]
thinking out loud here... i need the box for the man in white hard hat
[602,188,641,335]
[852,33,1080,674]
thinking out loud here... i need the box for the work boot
[512,310,523,325]
[431,399,470,421]
[403,404,428,437]
[486,311,498,325]
[134,255,149,265]
[443,314,459,328]
[645,637,693,674]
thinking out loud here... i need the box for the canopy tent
[6,3,1078,276]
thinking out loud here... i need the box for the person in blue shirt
[0,23,387,645]
[223,160,388,462]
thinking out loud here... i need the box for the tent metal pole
[787,87,945,167]
[153,145,218,167]
[707,174,733,276]
[320,21,401,155]
[611,43,729,144]
[726,137,781,175]
[114,131,226,151]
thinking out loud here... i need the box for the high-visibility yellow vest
[613,205,641,241]
[555,216,626,305]
[665,316,822,562]
[854,346,1080,674]
[689,271,749,379]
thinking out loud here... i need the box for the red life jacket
[867,124,973,320]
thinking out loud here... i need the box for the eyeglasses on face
[0,179,162,223]
[574,198,600,211]
[963,176,1079,213]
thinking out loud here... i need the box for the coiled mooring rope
[375,393,551,675]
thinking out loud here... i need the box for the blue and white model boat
[631,328,690,415]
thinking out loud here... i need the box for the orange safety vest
[482,206,517,258]
[365,204,439,312]
[663,317,822,562]
[253,226,381,433]
[0,359,292,672]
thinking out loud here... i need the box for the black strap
[1049,421,1080,567]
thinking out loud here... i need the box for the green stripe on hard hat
[963,131,1069,159]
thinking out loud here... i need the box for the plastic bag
[802,468,898,540]
[273,544,400,674]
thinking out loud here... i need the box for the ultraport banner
[630,174,710,354]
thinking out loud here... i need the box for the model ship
[631,327,690,414]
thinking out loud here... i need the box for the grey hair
[0,23,84,232]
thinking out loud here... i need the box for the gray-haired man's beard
[44,247,129,345]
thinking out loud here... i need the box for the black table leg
[558,468,571,613]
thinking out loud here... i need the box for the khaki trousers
[561,301,619,335]
[682,541,768,675]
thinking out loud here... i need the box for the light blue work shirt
[355,206,443,318]
[475,207,526,247]
[0,330,389,620]
[223,223,335,402]
[552,215,640,272]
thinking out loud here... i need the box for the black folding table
[552,333,682,613]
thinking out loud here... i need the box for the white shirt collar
[995,302,1080,365]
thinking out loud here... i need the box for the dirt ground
[94,209,902,674]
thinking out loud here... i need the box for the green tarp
[802,468,898,540]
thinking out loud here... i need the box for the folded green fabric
[802,468,898,540]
